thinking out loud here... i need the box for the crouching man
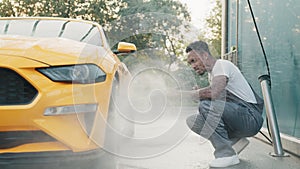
[184,41,264,168]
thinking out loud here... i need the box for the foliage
[107,0,191,67]
[204,0,222,57]
[0,0,124,26]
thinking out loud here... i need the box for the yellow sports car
[0,17,136,168]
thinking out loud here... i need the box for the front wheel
[104,77,135,153]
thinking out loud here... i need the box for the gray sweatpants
[186,100,263,158]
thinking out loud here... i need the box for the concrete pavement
[114,107,300,169]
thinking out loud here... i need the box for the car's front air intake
[0,68,38,105]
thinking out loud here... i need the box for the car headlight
[37,64,106,84]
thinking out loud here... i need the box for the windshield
[0,19,103,46]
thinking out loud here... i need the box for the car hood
[0,35,116,72]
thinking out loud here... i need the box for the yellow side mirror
[117,42,137,53]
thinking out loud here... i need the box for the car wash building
[221,0,300,156]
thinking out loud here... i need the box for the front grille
[0,68,38,105]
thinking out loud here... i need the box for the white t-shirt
[209,59,257,104]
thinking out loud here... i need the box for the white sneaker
[209,155,240,168]
[232,138,250,154]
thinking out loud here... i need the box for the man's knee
[186,114,197,130]
[186,114,206,135]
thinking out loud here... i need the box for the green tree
[204,0,222,57]
[0,0,124,26]
[107,0,191,67]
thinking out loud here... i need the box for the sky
[178,0,214,29]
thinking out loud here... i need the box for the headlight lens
[37,64,106,84]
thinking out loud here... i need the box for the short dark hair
[185,40,211,55]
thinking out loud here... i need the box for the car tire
[104,76,135,153]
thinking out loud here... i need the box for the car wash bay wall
[224,0,300,138]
